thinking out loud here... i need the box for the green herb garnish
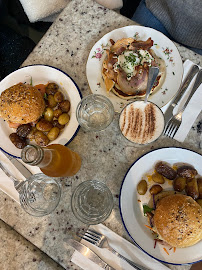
[143,205,154,216]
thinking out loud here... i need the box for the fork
[78,229,150,270]
[164,69,202,138]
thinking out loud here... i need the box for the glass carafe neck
[21,144,53,168]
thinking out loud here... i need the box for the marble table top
[0,0,201,269]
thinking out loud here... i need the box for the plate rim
[86,25,183,112]
[119,146,202,265]
[0,64,82,159]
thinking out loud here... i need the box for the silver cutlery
[65,238,116,270]
[164,64,199,125]
[78,229,149,270]
[0,161,36,208]
[0,150,32,179]
[144,66,159,103]
[164,69,202,138]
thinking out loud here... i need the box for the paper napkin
[161,59,202,142]
[0,150,40,203]
[71,224,170,270]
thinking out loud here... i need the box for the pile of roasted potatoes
[137,161,202,207]
[9,83,71,148]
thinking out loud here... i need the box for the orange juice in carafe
[21,144,81,177]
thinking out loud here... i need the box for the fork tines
[77,229,101,245]
[163,122,178,138]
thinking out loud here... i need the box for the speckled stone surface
[0,0,202,269]
[0,219,63,270]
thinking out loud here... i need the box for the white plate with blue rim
[86,25,183,112]
[0,65,82,158]
[119,147,202,265]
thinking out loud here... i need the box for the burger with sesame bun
[146,193,202,248]
[0,83,45,126]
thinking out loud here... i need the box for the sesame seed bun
[0,83,45,124]
[153,194,202,248]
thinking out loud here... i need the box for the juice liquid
[40,144,81,177]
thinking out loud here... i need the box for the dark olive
[155,161,177,180]
[45,83,59,95]
[9,133,27,149]
[16,124,32,138]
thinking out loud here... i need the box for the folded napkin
[161,59,202,142]
[19,0,70,22]
[0,150,40,203]
[19,0,123,22]
[71,224,170,270]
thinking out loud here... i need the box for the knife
[0,150,32,179]
[178,68,202,113]
[164,64,199,125]
[66,238,116,270]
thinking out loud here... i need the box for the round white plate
[86,26,183,112]
[119,147,202,265]
[0,65,82,158]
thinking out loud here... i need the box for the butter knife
[0,150,32,179]
[66,239,116,270]
[164,64,199,125]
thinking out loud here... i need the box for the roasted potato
[173,177,186,192]
[34,131,49,146]
[137,180,147,195]
[197,178,202,199]
[59,100,70,112]
[149,184,163,195]
[45,83,59,95]
[155,162,177,180]
[185,178,199,200]
[152,172,165,184]
[58,113,70,125]
[47,127,60,141]
[53,108,63,118]
[177,165,197,179]
[54,91,64,103]
[48,95,58,108]
[36,119,53,132]
[44,107,54,122]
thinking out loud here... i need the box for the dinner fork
[164,69,202,138]
[78,229,150,270]
[0,161,36,205]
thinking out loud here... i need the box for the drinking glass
[71,180,114,224]
[76,94,114,131]
[19,173,61,217]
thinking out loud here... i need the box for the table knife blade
[0,150,32,179]
[164,64,199,125]
[66,238,116,270]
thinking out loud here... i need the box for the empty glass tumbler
[76,94,114,131]
[71,180,114,224]
[19,173,61,217]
